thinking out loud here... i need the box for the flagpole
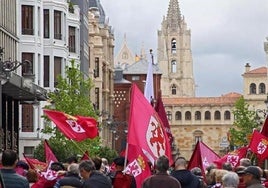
[123,142,129,174]
[70,139,90,159]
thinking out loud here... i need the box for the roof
[123,58,162,75]
[162,92,242,106]
[244,67,267,75]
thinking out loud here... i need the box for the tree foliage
[229,96,259,148]
[34,60,117,162]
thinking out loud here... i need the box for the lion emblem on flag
[66,120,86,133]
[257,140,267,154]
[124,155,146,177]
[146,115,166,158]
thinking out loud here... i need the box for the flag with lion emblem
[127,84,172,164]
[249,130,268,160]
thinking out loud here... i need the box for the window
[224,111,231,120]
[214,111,221,120]
[44,56,49,87]
[69,26,76,52]
[175,111,181,120]
[205,111,211,120]
[122,52,128,59]
[185,111,191,120]
[44,9,49,38]
[24,146,35,157]
[259,83,266,94]
[54,57,62,86]
[95,88,100,110]
[54,10,62,39]
[132,76,140,81]
[94,57,99,78]
[171,60,177,73]
[22,104,34,132]
[171,84,176,95]
[195,111,201,120]
[167,111,172,121]
[22,53,34,76]
[22,5,34,35]
[249,83,256,94]
[171,38,176,53]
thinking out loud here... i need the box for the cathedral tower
[157,0,195,97]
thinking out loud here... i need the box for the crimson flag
[124,144,152,188]
[80,151,90,161]
[187,141,220,178]
[261,116,268,137]
[155,92,173,145]
[43,109,98,141]
[249,130,268,160]
[127,84,172,164]
[213,146,248,168]
[23,154,47,172]
[44,140,58,163]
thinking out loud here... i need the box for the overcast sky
[100,0,268,97]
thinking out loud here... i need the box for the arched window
[249,83,256,94]
[185,111,191,120]
[214,111,221,120]
[205,111,211,120]
[171,60,177,73]
[175,111,181,120]
[171,84,176,95]
[167,111,172,121]
[259,83,266,94]
[171,38,176,53]
[224,111,231,120]
[195,111,201,120]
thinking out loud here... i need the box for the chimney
[245,63,250,73]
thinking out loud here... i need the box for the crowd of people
[0,149,267,188]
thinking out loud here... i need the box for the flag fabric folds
[44,139,58,163]
[81,151,90,161]
[187,141,220,178]
[261,116,268,137]
[154,92,173,145]
[213,146,248,168]
[127,84,172,164]
[124,144,152,188]
[43,109,98,142]
[249,130,268,160]
[144,53,154,103]
[23,154,47,172]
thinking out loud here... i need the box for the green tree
[229,96,259,148]
[34,60,117,162]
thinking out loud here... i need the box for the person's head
[191,167,202,176]
[237,166,261,186]
[222,171,239,188]
[92,157,102,171]
[222,162,233,171]
[113,156,127,171]
[50,162,65,171]
[26,169,38,183]
[239,158,251,167]
[174,156,187,170]
[68,163,79,175]
[1,149,18,168]
[79,160,95,180]
[155,155,169,173]
[66,156,78,164]
[102,158,108,166]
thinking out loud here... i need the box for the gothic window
[175,111,181,120]
[214,111,221,120]
[185,111,191,120]
[249,83,256,94]
[44,9,49,38]
[22,5,34,35]
[167,111,172,121]
[171,38,176,53]
[224,111,231,120]
[259,83,266,94]
[205,111,211,120]
[54,10,62,39]
[195,111,201,120]
[94,57,99,78]
[95,88,100,110]
[171,84,176,95]
[171,60,177,73]
[122,52,128,59]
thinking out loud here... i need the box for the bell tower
[157,0,195,97]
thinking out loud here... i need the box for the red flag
[80,151,90,161]
[43,109,98,141]
[187,141,220,178]
[44,140,58,163]
[249,130,268,160]
[23,154,47,172]
[261,116,268,137]
[127,84,172,164]
[124,144,152,188]
[213,146,248,168]
[155,92,173,145]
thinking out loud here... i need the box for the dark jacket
[0,169,29,188]
[171,169,200,188]
[54,172,82,188]
[142,172,181,188]
[82,171,112,188]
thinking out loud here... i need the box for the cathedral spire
[166,0,182,29]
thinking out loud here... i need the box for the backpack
[110,171,132,188]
